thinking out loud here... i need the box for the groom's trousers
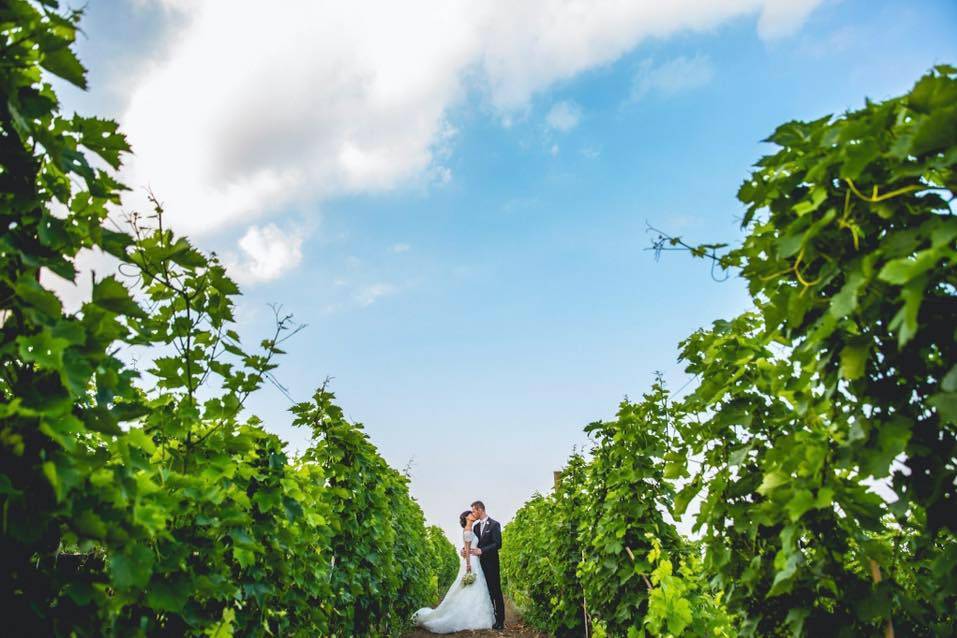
[482,558,506,627]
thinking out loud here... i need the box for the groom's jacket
[473,518,502,559]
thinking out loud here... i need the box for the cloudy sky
[59,0,956,543]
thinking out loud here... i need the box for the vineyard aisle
[404,600,546,638]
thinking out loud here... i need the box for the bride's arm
[463,529,473,573]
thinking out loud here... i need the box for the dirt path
[404,599,546,638]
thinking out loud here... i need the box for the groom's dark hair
[471,500,485,510]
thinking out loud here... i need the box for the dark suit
[474,518,505,627]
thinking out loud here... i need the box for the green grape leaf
[758,471,788,495]
[92,275,145,317]
[40,41,88,89]
[840,341,870,380]
[942,364,957,393]
[110,543,155,589]
[929,392,957,425]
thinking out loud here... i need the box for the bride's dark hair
[459,510,472,528]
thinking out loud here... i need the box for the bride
[413,511,495,632]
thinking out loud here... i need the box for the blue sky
[58,0,956,543]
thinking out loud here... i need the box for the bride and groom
[414,501,506,633]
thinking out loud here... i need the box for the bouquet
[461,572,477,587]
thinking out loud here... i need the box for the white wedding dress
[413,529,495,633]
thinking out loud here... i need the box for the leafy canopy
[1,3,448,636]
[505,65,957,637]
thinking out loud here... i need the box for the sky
[54,0,957,545]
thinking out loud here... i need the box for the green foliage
[0,4,444,636]
[577,380,684,636]
[674,64,957,636]
[503,454,589,637]
[504,383,731,636]
[1,3,141,633]
[502,494,553,625]
[506,66,956,636]
[292,388,436,636]
[425,525,459,599]
[640,537,734,638]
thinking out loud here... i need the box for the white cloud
[757,0,826,40]
[631,54,716,101]
[354,282,398,307]
[431,165,453,185]
[391,243,411,253]
[549,144,560,156]
[121,0,824,238]
[545,100,582,132]
[224,223,304,285]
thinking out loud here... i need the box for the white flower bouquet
[461,572,477,587]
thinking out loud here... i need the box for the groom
[465,500,505,630]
